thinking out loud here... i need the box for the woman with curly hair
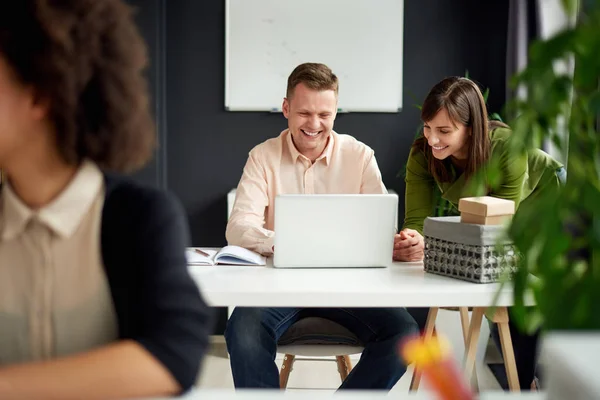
[0,1,213,398]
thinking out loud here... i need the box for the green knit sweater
[402,128,563,234]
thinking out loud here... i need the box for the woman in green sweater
[395,76,564,259]
[395,76,564,390]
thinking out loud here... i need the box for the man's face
[282,83,337,161]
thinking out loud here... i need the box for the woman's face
[0,56,45,170]
[423,107,470,161]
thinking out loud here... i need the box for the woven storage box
[423,216,518,283]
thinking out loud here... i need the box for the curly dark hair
[0,0,155,172]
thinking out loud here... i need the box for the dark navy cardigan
[101,173,213,392]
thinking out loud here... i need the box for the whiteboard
[225,0,404,113]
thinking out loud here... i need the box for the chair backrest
[227,189,237,220]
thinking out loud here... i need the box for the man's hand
[393,228,424,261]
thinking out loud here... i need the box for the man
[225,62,419,390]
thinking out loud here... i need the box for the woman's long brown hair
[412,77,508,182]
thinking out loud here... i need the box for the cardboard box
[460,212,512,225]
[458,196,515,217]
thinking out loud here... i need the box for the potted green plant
[489,0,599,331]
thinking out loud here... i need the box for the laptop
[273,194,398,268]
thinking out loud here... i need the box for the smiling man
[282,80,334,162]
[224,63,419,390]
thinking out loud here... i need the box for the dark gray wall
[128,0,167,189]
[128,0,509,332]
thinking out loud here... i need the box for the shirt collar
[1,160,104,240]
[285,129,335,166]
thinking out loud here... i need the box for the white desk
[150,389,544,400]
[190,259,522,391]
[189,260,515,308]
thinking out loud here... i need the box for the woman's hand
[393,228,424,261]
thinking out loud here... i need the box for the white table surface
[189,258,516,308]
[148,389,544,400]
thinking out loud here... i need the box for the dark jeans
[225,307,419,389]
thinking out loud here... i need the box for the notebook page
[186,248,218,265]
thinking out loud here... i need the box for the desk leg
[459,307,479,391]
[488,307,520,392]
[409,307,439,391]
[463,307,485,384]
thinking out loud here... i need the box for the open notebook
[186,246,267,266]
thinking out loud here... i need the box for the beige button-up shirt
[0,161,118,365]
[226,129,387,255]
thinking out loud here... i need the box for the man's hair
[286,63,339,99]
[0,0,155,172]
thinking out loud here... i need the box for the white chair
[276,317,364,388]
